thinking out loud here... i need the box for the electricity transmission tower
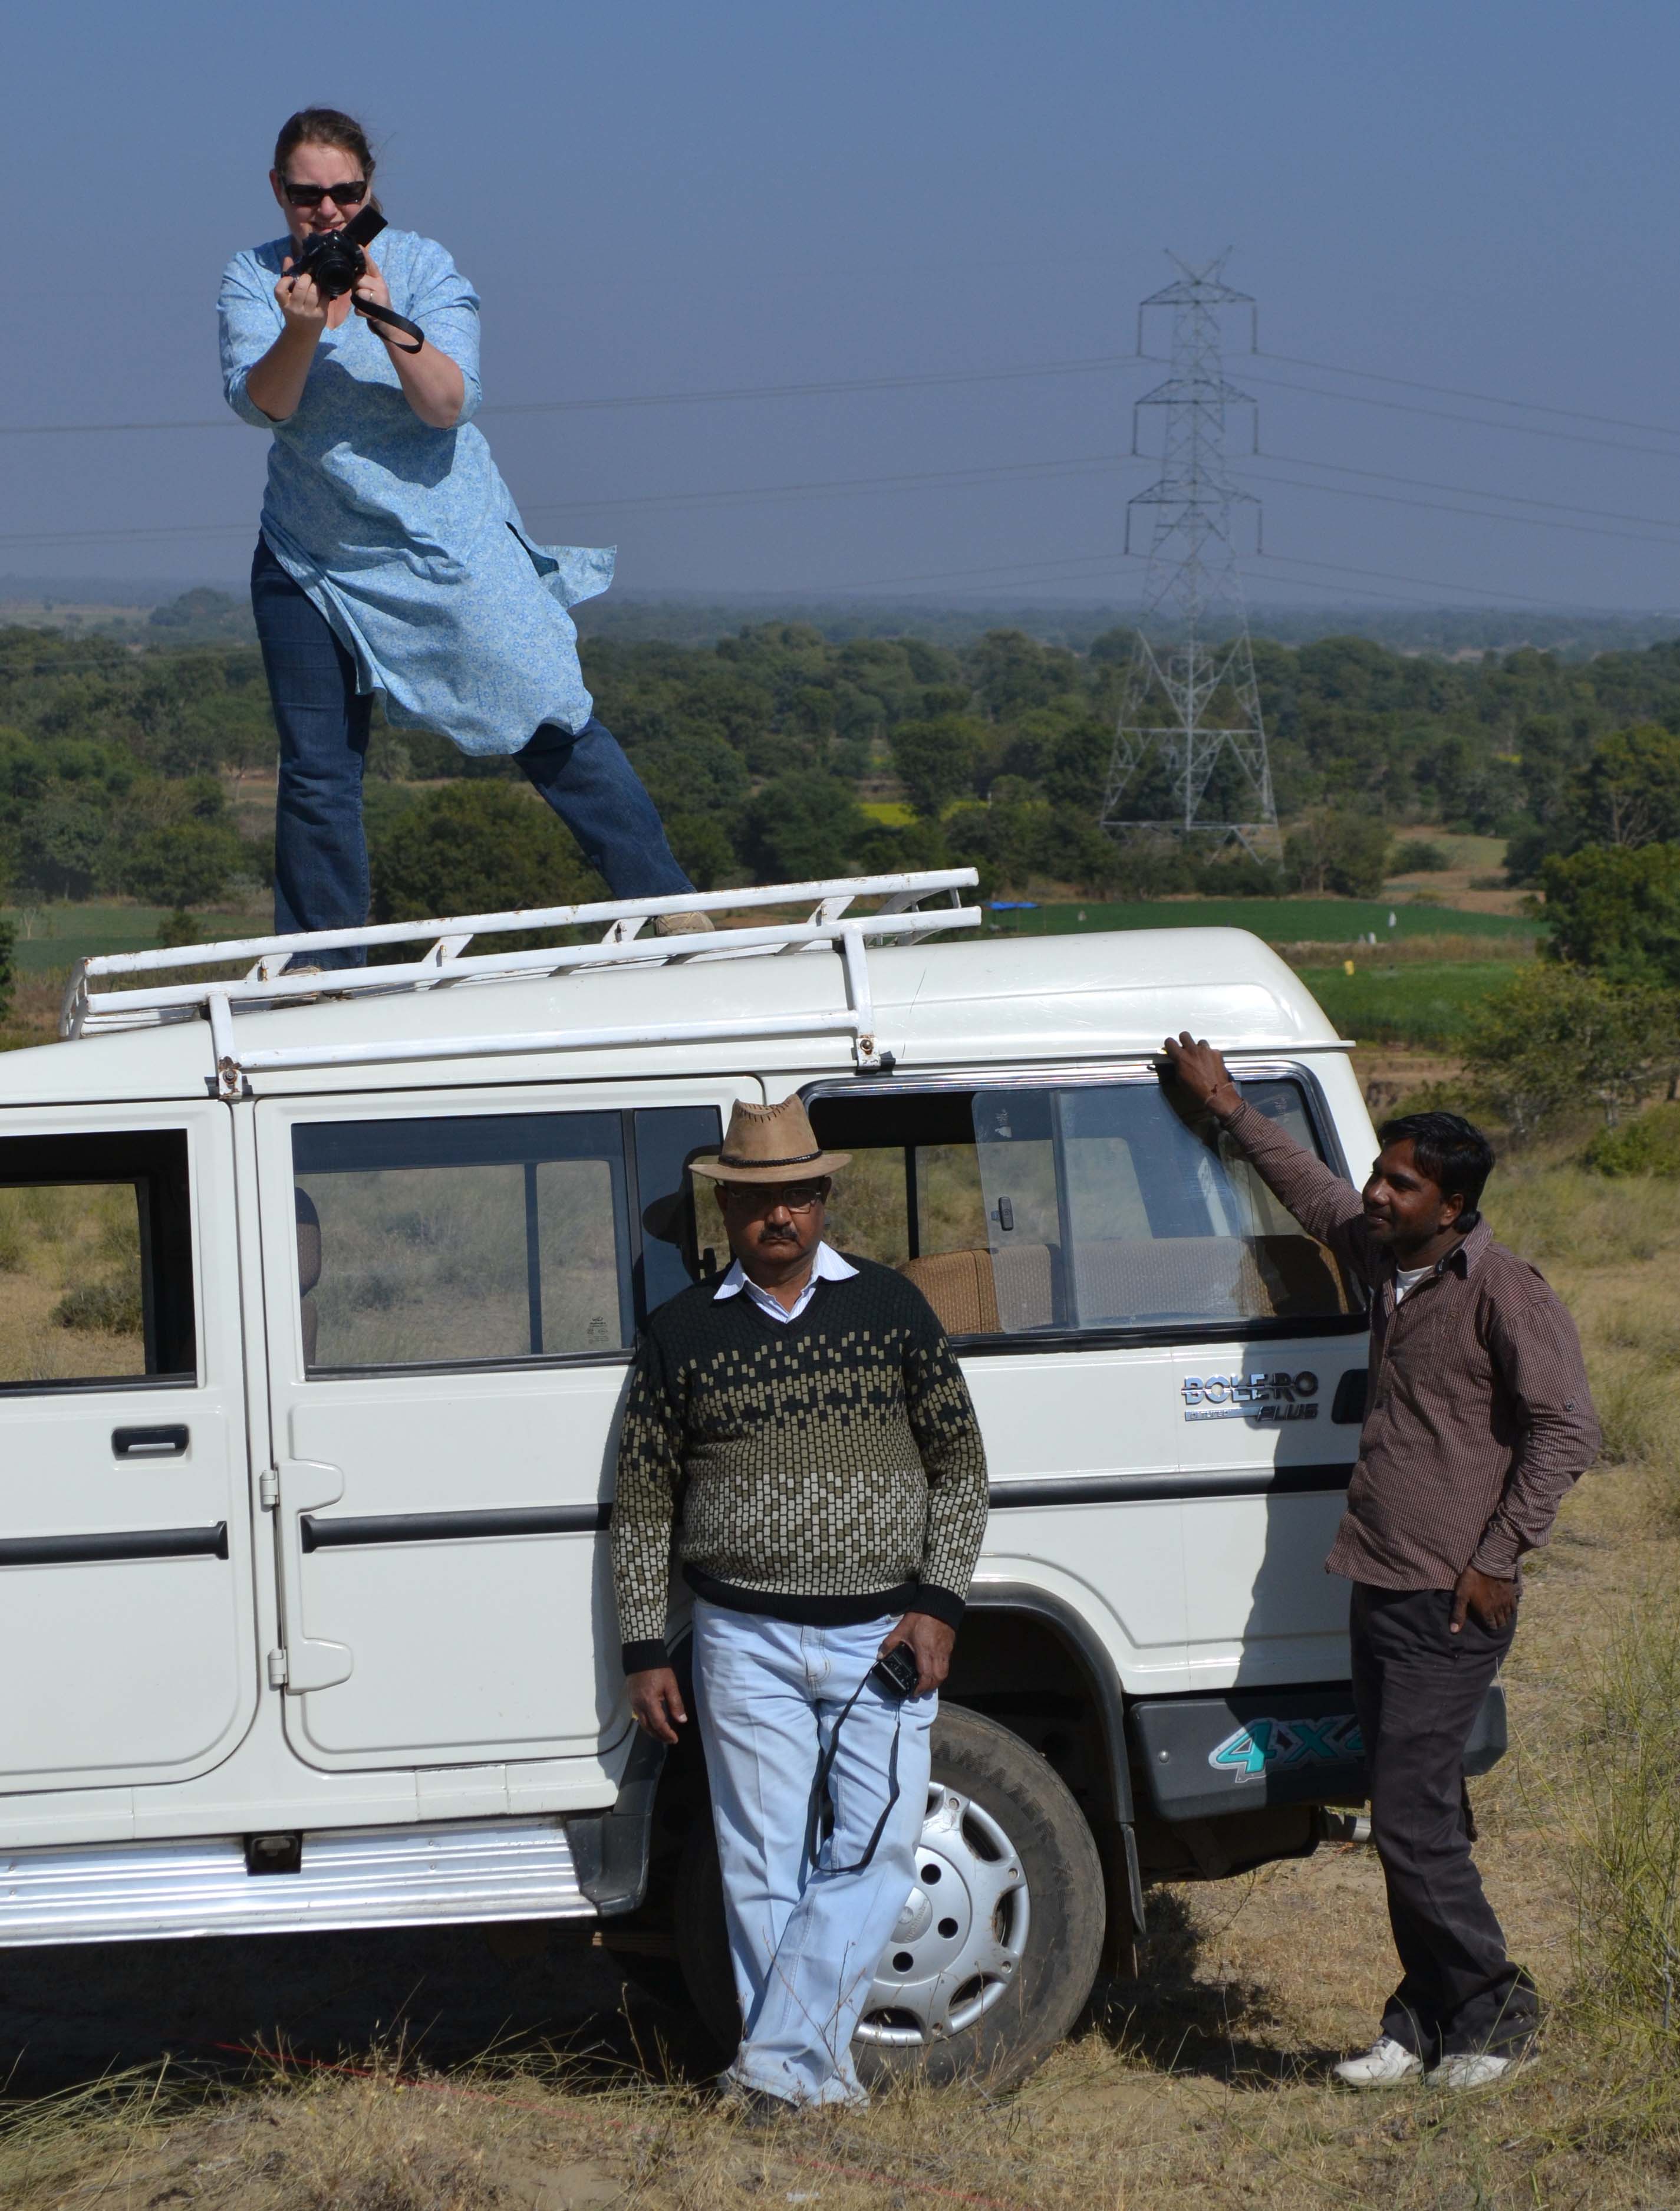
[1101,254,1278,851]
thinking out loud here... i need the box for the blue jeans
[250,540,691,969]
[692,1601,935,2107]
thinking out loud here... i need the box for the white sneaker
[1333,2035,1424,2088]
[653,911,716,937]
[1426,2048,1533,2091]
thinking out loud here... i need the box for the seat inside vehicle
[900,1243,1058,1334]
[295,1185,321,1366]
[902,1231,1346,1335]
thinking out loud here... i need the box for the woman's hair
[273,107,376,186]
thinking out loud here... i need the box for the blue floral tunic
[219,229,609,755]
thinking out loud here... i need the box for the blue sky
[5,0,1680,613]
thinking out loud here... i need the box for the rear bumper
[1129,1680,1507,1822]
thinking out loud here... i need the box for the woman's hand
[274,256,330,334]
[351,252,393,323]
[358,249,466,429]
[247,256,331,422]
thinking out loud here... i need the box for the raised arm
[1161,1032,1373,1269]
[348,241,474,430]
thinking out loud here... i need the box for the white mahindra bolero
[0,870,1503,2087]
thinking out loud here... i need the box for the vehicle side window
[293,1106,719,1374]
[810,1080,1357,1343]
[0,1131,196,1390]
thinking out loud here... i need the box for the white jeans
[692,1599,936,2107]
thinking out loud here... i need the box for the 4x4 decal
[1208,1713,1363,1782]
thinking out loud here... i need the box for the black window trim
[292,1102,720,1381]
[802,1060,1370,1355]
[0,1369,199,1402]
[0,1126,201,1396]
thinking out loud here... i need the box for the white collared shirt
[712,1239,859,1325]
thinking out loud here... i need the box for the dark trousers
[251,540,691,969]
[1350,1582,1538,2061]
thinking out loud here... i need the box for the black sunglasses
[282,177,368,209]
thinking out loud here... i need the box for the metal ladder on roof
[58,870,983,1097]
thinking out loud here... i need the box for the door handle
[113,1424,189,1460]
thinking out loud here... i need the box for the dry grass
[4,1157,1680,2208]
[1277,932,1537,966]
[0,1179,146,1384]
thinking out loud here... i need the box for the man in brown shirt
[1164,1034,1600,2091]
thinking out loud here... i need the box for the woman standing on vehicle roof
[219,107,701,969]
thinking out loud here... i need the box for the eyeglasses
[282,177,368,209]
[724,1181,828,1213]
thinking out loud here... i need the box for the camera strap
[803,1673,902,1880]
[355,298,425,354]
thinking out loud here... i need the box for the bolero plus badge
[1181,1371,1319,1422]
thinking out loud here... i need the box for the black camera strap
[355,298,425,354]
[803,1672,902,1880]
[302,211,426,353]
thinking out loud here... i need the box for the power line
[0,451,1138,550]
[826,547,1130,594]
[1265,351,1680,442]
[12,433,1680,557]
[1262,450,1680,536]
[522,453,1121,516]
[1251,548,1679,620]
[0,353,1149,440]
[1242,368,1680,467]
[1244,464,1680,552]
[1236,565,1506,616]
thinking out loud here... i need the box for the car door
[254,1080,756,1773]
[0,1103,256,1790]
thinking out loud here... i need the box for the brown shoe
[653,911,716,937]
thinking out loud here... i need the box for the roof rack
[60,870,982,1097]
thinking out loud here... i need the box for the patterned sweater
[611,1258,990,1672]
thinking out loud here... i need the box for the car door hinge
[266,1649,288,1688]
[259,1469,279,1508]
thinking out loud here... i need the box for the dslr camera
[294,203,385,300]
[293,207,423,353]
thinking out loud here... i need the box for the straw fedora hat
[691,1097,851,1186]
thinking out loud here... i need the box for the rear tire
[674,1703,1105,2091]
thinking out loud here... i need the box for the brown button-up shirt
[1217,1096,1600,1590]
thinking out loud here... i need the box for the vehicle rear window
[292,1106,719,1374]
[0,1131,196,1390]
[810,1077,1357,1343]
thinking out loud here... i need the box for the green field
[0,897,1527,1056]
[2,905,267,976]
[1293,959,1527,1047]
[983,897,1537,945]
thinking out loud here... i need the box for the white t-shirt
[1394,1262,1434,1304]
[711,1240,859,1325]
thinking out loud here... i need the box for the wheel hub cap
[855,1785,1030,2046]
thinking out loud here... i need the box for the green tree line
[16,614,1680,931]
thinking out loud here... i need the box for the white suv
[0,871,1503,2087]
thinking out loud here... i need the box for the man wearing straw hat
[611,1095,990,2117]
